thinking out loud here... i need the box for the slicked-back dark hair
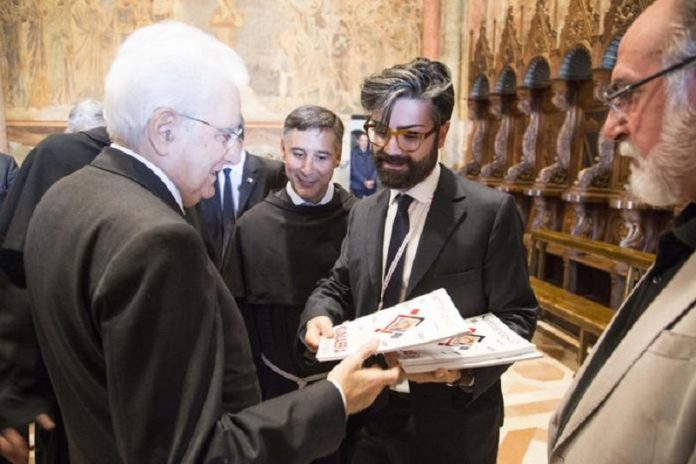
[283,105,344,153]
[360,57,454,126]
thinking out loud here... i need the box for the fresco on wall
[1,0,423,121]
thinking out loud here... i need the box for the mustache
[373,151,411,166]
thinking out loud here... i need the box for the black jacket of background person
[0,127,110,464]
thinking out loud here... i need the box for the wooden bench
[528,229,655,363]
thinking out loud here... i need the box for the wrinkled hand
[304,316,334,353]
[327,340,400,415]
[0,414,55,464]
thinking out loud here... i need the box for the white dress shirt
[381,163,441,307]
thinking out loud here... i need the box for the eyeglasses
[600,55,696,116]
[178,113,244,145]
[364,121,438,153]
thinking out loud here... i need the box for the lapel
[406,166,468,297]
[553,251,696,451]
[237,153,259,217]
[91,147,184,219]
[365,189,390,301]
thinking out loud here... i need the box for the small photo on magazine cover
[380,314,424,338]
[438,332,485,350]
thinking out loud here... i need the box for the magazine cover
[316,288,467,362]
[396,313,540,373]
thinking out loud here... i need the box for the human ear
[147,108,177,156]
[437,120,451,149]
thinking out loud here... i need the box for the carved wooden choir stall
[460,0,668,360]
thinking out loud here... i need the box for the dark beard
[374,143,439,189]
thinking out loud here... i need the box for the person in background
[349,131,377,198]
[0,126,110,464]
[548,0,696,462]
[189,116,286,269]
[64,99,105,134]
[301,57,537,464]
[14,21,398,464]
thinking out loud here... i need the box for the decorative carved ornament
[506,97,538,182]
[495,7,522,75]
[472,24,494,78]
[602,0,654,45]
[523,0,556,64]
[559,0,597,55]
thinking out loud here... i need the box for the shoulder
[247,152,284,172]
[443,166,512,208]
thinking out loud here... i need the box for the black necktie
[222,168,235,254]
[382,194,413,308]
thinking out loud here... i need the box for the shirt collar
[389,162,441,205]
[286,181,335,206]
[111,143,184,212]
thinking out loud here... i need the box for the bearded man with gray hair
[8,21,398,464]
[549,0,696,462]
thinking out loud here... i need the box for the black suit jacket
[301,165,538,462]
[0,152,18,206]
[189,152,286,267]
[24,147,344,463]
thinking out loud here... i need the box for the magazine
[316,289,468,362]
[395,313,541,373]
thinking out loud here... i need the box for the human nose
[384,131,402,154]
[601,110,627,141]
[301,156,314,174]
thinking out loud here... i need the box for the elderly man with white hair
[549,0,696,462]
[5,21,398,464]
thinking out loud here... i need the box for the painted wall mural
[1,0,423,122]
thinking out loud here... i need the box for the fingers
[36,414,55,431]
[404,368,461,384]
[0,428,29,464]
[304,316,334,352]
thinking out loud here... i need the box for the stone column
[422,0,441,59]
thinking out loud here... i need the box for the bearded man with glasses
[548,0,696,462]
[300,57,538,464]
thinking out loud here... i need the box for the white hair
[104,21,249,147]
[66,99,105,133]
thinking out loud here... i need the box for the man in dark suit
[189,120,286,268]
[16,21,398,464]
[301,58,538,464]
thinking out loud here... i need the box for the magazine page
[396,313,539,372]
[400,351,542,374]
[316,288,467,362]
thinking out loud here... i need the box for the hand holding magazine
[316,289,467,362]
[395,313,541,373]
